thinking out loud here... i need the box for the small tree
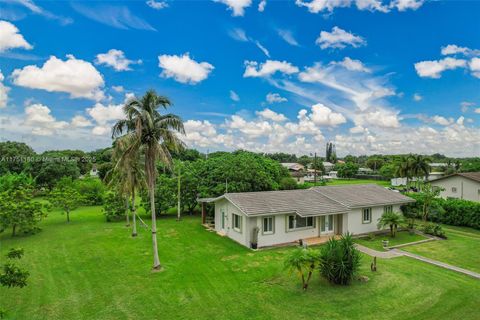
[318,233,361,285]
[377,211,405,237]
[0,248,29,318]
[284,248,317,290]
[418,184,443,222]
[102,191,125,222]
[49,177,83,223]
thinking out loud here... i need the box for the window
[288,215,314,230]
[320,215,333,232]
[232,214,242,232]
[452,187,457,193]
[384,205,393,214]
[221,210,225,229]
[263,217,274,234]
[362,208,372,224]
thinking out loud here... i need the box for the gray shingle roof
[311,184,415,208]
[217,184,414,217]
[431,172,480,184]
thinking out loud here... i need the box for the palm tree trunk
[125,196,130,227]
[150,182,161,270]
[131,188,137,237]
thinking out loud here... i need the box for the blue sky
[0,0,479,156]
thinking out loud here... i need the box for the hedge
[402,193,480,230]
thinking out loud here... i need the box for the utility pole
[225,178,228,193]
[314,152,317,185]
[177,165,181,221]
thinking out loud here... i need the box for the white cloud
[8,0,72,24]
[475,108,480,114]
[228,115,273,138]
[413,93,422,101]
[295,0,351,13]
[278,29,299,46]
[349,125,366,134]
[441,44,471,56]
[469,57,480,78]
[146,0,168,10]
[316,26,366,50]
[229,90,240,101]
[256,108,287,122]
[243,60,299,78]
[461,101,474,113]
[112,85,124,93]
[353,109,400,128]
[390,0,424,11]
[86,102,124,126]
[266,92,287,103]
[356,0,389,12]
[228,28,249,42]
[309,103,347,126]
[258,0,267,11]
[0,71,10,108]
[414,57,467,78]
[158,53,214,84]
[214,0,252,16]
[95,49,141,71]
[334,57,370,72]
[0,20,32,52]
[456,116,464,126]
[254,41,270,58]
[71,115,93,128]
[24,103,68,136]
[11,55,105,100]
[432,115,453,126]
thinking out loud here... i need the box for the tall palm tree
[112,137,146,237]
[112,90,185,270]
[394,155,412,189]
[410,155,431,188]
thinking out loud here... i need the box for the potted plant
[382,240,389,247]
[251,226,259,249]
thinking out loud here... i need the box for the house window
[320,215,333,232]
[288,215,314,230]
[263,216,274,234]
[362,208,372,224]
[232,214,242,232]
[384,205,393,214]
[452,187,457,193]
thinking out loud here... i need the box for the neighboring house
[358,167,373,174]
[90,164,98,177]
[199,184,414,249]
[391,172,445,186]
[281,162,306,184]
[323,161,335,173]
[430,172,480,202]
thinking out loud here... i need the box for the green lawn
[1,207,480,320]
[355,231,428,251]
[403,225,480,273]
[305,179,390,187]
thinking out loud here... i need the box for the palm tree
[394,155,412,189]
[377,212,405,237]
[111,137,146,237]
[410,155,431,188]
[112,90,185,270]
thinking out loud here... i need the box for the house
[430,172,480,202]
[281,162,306,184]
[90,164,98,177]
[198,184,414,249]
[323,161,335,173]
[358,167,373,174]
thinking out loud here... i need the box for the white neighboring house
[199,184,414,249]
[430,172,480,202]
[90,164,99,177]
[323,161,335,173]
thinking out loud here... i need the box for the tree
[366,157,384,171]
[49,177,83,223]
[336,162,359,179]
[74,177,105,205]
[377,211,405,237]
[0,248,29,318]
[318,233,361,285]
[417,184,443,222]
[0,141,36,174]
[410,155,431,187]
[173,160,200,215]
[379,163,396,179]
[28,157,80,189]
[0,173,46,236]
[394,155,413,188]
[325,142,336,163]
[112,90,185,270]
[280,177,298,190]
[284,248,317,290]
[102,191,126,222]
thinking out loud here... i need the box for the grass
[403,224,480,273]
[355,231,428,251]
[1,207,480,319]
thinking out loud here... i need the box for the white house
[430,172,480,202]
[199,184,414,249]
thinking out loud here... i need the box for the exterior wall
[214,198,249,247]
[431,176,480,202]
[347,205,402,235]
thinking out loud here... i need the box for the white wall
[214,198,249,247]
[431,176,480,202]
[347,205,402,235]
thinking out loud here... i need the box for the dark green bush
[421,224,447,239]
[74,178,105,205]
[102,192,125,222]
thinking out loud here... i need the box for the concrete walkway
[392,249,480,280]
[354,243,480,280]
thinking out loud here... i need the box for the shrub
[318,233,361,285]
[422,224,447,239]
[284,248,317,290]
[102,192,125,222]
[74,178,105,205]
[280,177,298,190]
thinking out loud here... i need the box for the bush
[280,177,298,190]
[422,224,447,239]
[74,178,105,205]
[402,193,480,230]
[318,233,361,285]
[102,192,125,222]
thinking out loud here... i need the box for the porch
[302,234,341,246]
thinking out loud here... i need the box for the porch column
[201,202,206,224]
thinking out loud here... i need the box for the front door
[320,215,334,235]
